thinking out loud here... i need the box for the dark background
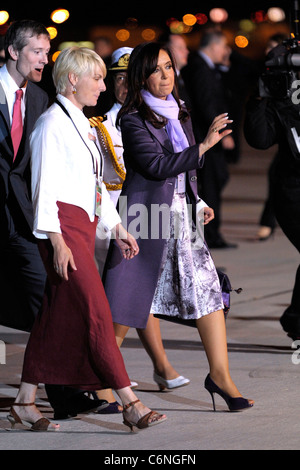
[1,1,293,32]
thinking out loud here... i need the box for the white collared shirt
[30,94,121,239]
[0,64,26,124]
[198,50,215,70]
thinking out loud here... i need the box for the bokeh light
[235,35,249,48]
[239,19,256,33]
[116,29,130,42]
[47,27,58,40]
[169,20,184,33]
[182,14,197,26]
[251,10,266,23]
[209,8,228,23]
[51,9,70,24]
[196,13,208,25]
[267,7,285,22]
[51,51,61,62]
[0,11,9,25]
[125,17,139,29]
[141,29,156,41]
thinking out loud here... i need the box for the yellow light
[59,41,78,50]
[141,29,156,41]
[209,8,228,23]
[0,11,9,25]
[116,29,130,42]
[169,20,191,34]
[77,41,94,49]
[235,35,249,48]
[183,14,197,26]
[239,19,255,32]
[47,27,58,40]
[51,9,70,24]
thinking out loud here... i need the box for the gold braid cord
[89,116,126,191]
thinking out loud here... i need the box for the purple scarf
[141,90,189,152]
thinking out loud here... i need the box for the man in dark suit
[182,30,237,249]
[0,20,108,419]
[0,20,50,331]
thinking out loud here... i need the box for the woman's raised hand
[199,113,233,156]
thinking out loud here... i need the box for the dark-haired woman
[104,43,254,411]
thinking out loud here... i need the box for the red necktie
[11,89,23,161]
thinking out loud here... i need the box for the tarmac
[0,135,300,452]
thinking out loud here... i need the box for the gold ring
[213,127,218,133]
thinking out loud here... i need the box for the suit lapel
[181,117,195,146]
[144,120,174,153]
[0,82,14,162]
[145,115,195,151]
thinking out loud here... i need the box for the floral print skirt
[150,192,224,321]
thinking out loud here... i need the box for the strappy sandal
[122,399,167,432]
[7,403,60,432]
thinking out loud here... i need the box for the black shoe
[45,385,109,420]
[280,308,300,342]
[56,393,109,420]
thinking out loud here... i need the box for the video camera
[259,0,300,99]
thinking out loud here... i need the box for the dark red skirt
[22,202,130,390]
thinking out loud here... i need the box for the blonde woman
[7,47,166,432]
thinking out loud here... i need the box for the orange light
[116,29,130,42]
[52,51,61,62]
[235,35,249,48]
[183,14,197,26]
[141,29,156,41]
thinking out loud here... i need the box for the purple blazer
[103,109,204,328]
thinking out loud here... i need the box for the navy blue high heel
[204,374,253,412]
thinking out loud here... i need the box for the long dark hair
[117,42,189,129]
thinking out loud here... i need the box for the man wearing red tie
[0,20,110,418]
[0,20,50,331]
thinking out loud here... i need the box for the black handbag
[154,269,242,328]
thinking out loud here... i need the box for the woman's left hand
[114,223,140,259]
[203,207,215,225]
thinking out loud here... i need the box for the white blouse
[30,94,121,239]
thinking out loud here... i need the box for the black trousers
[274,192,300,337]
[0,231,46,332]
[197,147,229,245]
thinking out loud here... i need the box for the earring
[72,86,77,94]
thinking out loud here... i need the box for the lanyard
[55,98,103,180]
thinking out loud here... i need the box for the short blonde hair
[52,46,106,94]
